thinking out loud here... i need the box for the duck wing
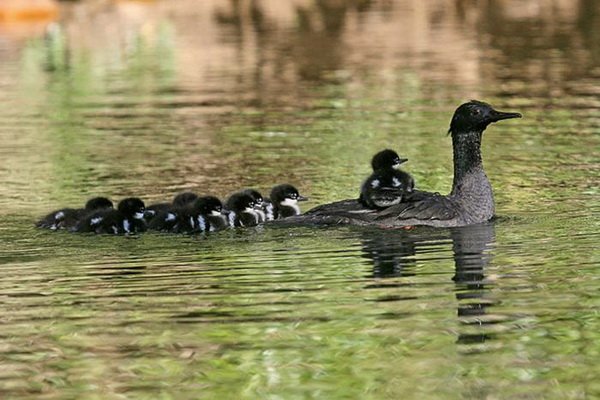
[375,192,459,221]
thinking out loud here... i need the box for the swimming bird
[269,184,308,219]
[73,197,147,234]
[359,149,414,209]
[36,197,113,230]
[144,191,199,223]
[241,189,268,223]
[149,196,227,234]
[225,192,260,227]
[283,101,521,228]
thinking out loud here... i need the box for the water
[1,1,599,398]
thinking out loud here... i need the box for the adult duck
[283,101,521,228]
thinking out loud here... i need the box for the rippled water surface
[1,1,599,398]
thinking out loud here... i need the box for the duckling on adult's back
[359,149,414,209]
[284,101,521,228]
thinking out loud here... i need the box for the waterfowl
[144,191,198,223]
[74,197,147,234]
[36,197,113,230]
[269,184,308,219]
[241,189,267,223]
[283,101,521,228]
[359,149,414,209]
[225,192,260,227]
[149,196,226,234]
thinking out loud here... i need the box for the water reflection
[361,223,496,345]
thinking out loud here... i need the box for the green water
[0,1,599,398]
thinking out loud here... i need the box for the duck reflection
[360,222,496,344]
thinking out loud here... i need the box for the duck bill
[394,158,408,168]
[490,110,522,122]
[297,195,309,202]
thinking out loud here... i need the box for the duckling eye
[472,109,481,116]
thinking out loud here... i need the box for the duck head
[118,197,146,220]
[371,149,408,171]
[242,189,265,213]
[270,184,308,206]
[193,196,224,217]
[449,100,521,136]
[84,196,114,211]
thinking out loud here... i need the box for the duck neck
[451,130,485,194]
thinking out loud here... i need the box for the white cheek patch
[392,177,401,187]
[134,212,145,220]
[370,179,380,188]
[90,217,103,226]
[123,219,131,233]
[166,213,176,222]
[210,210,221,217]
[197,216,206,232]
[55,211,65,220]
[280,198,300,215]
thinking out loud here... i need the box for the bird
[73,197,147,234]
[36,197,113,230]
[359,149,414,209]
[268,184,308,219]
[282,100,521,228]
[241,189,268,223]
[149,196,227,234]
[225,192,261,227]
[144,191,198,223]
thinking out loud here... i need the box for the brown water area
[0,1,599,399]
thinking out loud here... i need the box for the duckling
[74,197,146,234]
[36,197,113,230]
[269,184,308,218]
[225,192,260,227]
[149,196,226,233]
[172,196,227,234]
[241,189,267,223]
[359,149,414,209]
[144,191,199,223]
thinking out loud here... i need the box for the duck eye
[472,109,481,116]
